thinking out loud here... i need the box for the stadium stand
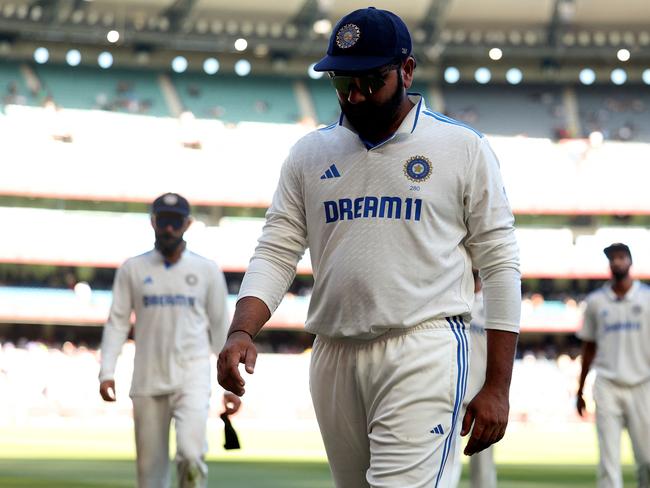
[0,61,32,107]
[306,78,340,125]
[2,102,650,213]
[442,84,566,138]
[173,73,302,123]
[576,85,650,142]
[33,65,169,117]
[0,340,595,425]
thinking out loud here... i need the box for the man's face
[332,62,407,135]
[608,250,632,280]
[152,212,189,256]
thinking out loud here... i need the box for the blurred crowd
[0,339,594,425]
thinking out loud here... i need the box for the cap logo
[336,24,360,49]
[163,194,178,205]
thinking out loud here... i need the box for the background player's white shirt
[578,280,650,386]
[99,249,229,396]
[239,94,520,339]
[467,291,487,399]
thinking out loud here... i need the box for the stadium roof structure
[0,0,649,79]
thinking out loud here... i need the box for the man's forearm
[577,341,596,393]
[228,296,272,338]
[484,329,519,392]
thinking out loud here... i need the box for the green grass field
[0,460,638,488]
[0,420,639,487]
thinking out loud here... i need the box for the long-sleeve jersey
[99,249,229,396]
[239,94,521,339]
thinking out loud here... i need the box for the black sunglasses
[155,215,185,230]
[328,62,401,96]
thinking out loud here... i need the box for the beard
[155,233,184,257]
[339,71,405,140]
[611,268,630,281]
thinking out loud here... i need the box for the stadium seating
[0,61,33,107]
[0,285,583,332]
[33,65,170,117]
[2,104,650,213]
[2,206,647,278]
[442,84,565,138]
[306,78,340,125]
[576,85,650,142]
[0,340,593,424]
[172,73,301,123]
[0,286,309,329]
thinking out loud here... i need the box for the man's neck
[356,97,415,145]
[611,276,633,298]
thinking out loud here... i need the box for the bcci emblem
[336,24,360,49]
[404,156,433,182]
[163,194,178,205]
[632,305,642,315]
[185,274,198,286]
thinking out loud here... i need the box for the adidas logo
[144,276,153,285]
[320,164,341,180]
[430,424,444,435]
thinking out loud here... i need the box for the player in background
[218,7,520,487]
[99,193,240,488]
[451,270,498,488]
[576,243,650,488]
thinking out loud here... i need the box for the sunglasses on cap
[155,214,186,230]
[328,62,401,96]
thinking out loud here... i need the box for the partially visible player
[99,192,240,488]
[218,7,520,487]
[576,243,650,488]
[451,269,498,488]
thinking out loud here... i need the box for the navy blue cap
[313,7,412,72]
[151,192,190,217]
[604,242,632,260]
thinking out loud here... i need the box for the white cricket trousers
[594,376,650,488]
[131,359,211,488]
[309,317,470,488]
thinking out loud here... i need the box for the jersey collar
[154,247,188,268]
[338,93,426,150]
[605,280,640,301]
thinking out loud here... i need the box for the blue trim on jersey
[410,95,423,133]
[338,112,344,126]
[422,110,484,138]
[360,134,395,150]
[319,122,338,131]
[436,316,469,487]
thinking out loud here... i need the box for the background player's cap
[603,242,632,260]
[151,192,190,217]
[312,7,412,72]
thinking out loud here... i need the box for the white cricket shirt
[239,94,521,339]
[99,249,229,396]
[578,280,650,386]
